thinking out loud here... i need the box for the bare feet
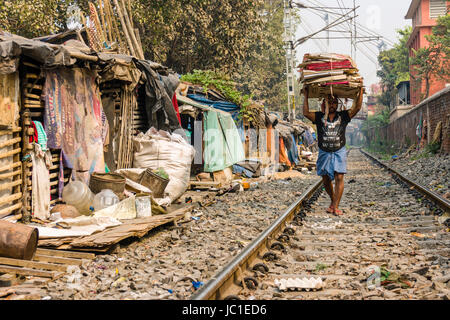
[326,205,334,214]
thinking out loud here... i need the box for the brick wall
[368,87,450,153]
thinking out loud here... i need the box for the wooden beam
[0,257,68,272]
[0,265,59,278]
[33,254,83,266]
[36,248,95,260]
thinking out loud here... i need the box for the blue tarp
[187,94,240,120]
[302,130,315,147]
[287,134,300,166]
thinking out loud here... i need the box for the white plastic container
[62,181,95,215]
[93,189,119,212]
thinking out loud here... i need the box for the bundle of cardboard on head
[298,53,365,98]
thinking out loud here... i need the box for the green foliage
[376,27,412,109]
[315,263,328,271]
[152,167,169,180]
[410,14,450,99]
[0,0,71,38]
[181,69,251,108]
[425,141,441,154]
[233,0,295,111]
[0,0,291,113]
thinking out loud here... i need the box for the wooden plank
[0,257,68,272]
[33,254,83,266]
[0,169,21,180]
[24,104,43,109]
[0,160,21,172]
[0,137,21,149]
[24,93,41,100]
[23,61,40,69]
[0,203,22,218]
[36,248,95,260]
[0,148,20,159]
[189,181,221,186]
[0,179,22,192]
[0,265,57,278]
[0,193,22,206]
[0,127,21,135]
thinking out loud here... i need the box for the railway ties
[192,149,449,300]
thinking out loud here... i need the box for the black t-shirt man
[314,110,351,152]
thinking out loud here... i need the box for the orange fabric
[279,137,291,167]
[266,124,273,160]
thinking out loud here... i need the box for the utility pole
[353,0,357,60]
[324,13,330,51]
[284,0,296,122]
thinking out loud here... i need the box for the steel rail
[360,149,450,213]
[191,178,323,300]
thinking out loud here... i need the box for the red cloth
[172,92,181,125]
[324,81,349,86]
[306,60,353,71]
[29,122,38,144]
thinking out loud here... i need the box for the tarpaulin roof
[0,32,76,74]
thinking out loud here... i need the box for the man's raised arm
[302,88,315,123]
[348,87,364,119]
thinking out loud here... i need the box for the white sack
[133,128,195,203]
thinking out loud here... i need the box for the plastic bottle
[93,189,119,212]
[62,181,95,215]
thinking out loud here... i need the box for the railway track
[192,149,450,300]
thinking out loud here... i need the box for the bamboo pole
[0,180,22,192]
[69,52,99,62]
[0,169,22,180]
[0,148,21,159]
[102,0,113,43]
[0,203,22,219]
[0,137,21,149]
[118,0,144,59]
[98,0,109,43]
[0,193,22,207]
[0,161,21,173]
[106,0,127,54]
[127,0,133,28]
[112,0,136,57]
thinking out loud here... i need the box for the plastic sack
[133,128,195,203]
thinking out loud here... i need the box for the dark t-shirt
[314,110,351,152]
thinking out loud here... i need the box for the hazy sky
[294,0,413,87]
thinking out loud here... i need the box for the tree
[233,0,292,111]
[376,26,411,109]
[410,14,450,99]
[0,0,290,111]
[0,0,72,38]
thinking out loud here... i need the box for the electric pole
[284,0,296,122]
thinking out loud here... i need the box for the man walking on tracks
[302,88,363,216]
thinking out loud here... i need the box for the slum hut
[0,30,188,220]
[175,84,245,185]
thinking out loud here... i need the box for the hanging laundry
[172,92,182,125]
[31,143,51,220]
[203,110,245,172]
[29,121,48,152]
[42,68,108,183]
[279,137,291,167]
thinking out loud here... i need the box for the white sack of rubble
[133,128,195,203]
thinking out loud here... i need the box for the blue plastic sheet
[287,134,300,166]
[187,94,240,120]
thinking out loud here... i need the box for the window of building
[414,4,422,26]
[430,0,448,19]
